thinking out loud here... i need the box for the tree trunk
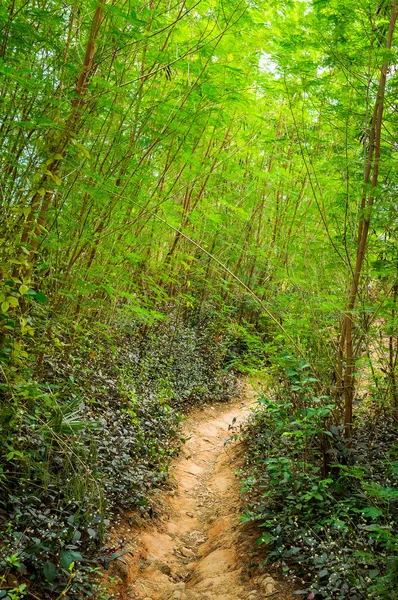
[19,1,105,270]
[339,1,397,439]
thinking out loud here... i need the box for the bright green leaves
[0,282,47,316]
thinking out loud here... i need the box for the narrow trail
[106,387,292,600]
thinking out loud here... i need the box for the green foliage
[241,369,398,599]
[0,308,237,598]
[222,321,271,373]
[1,0,398,598]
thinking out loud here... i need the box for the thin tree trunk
[339,1,397,439]
[19,1,105,269]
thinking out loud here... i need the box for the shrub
[241,364,398,600]
[0,308,238,598]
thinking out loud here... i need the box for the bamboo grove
[1,0,398,492]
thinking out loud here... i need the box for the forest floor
[102,385,295,600]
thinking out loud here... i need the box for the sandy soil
[104,386,294,600]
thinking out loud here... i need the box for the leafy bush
[0,308,238,599]
[130,316,237,408]
[241,363,398,600]
[222,321,271,374]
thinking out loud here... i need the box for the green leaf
[257,531,273,544]
[298,362,311,370]
[60,550,83,570]
[26,289,48,303]
[7,296,19,307]
[368,569,380,579]
[1,301,10,313]
[43,561,57,583]
[319,569,328,578]
[72,530,81,543]
[362,506,383,519]
[286,369,298,377]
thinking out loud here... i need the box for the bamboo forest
[1,0,398,599]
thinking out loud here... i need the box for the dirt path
[106,387,291,600]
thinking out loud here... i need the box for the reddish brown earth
[104,386,294,600]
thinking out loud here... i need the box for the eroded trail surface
[110,388,289,600]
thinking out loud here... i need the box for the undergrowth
[241,360,398,600]
[0,306,239,599]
